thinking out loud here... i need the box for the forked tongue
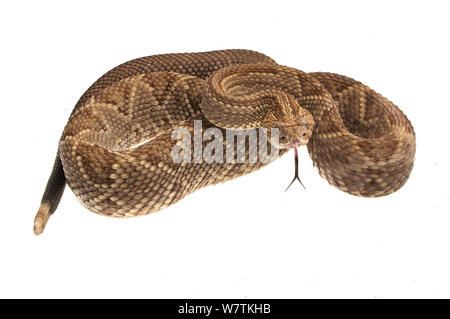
[285,142,306,191]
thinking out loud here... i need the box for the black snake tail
[34,155,66,235]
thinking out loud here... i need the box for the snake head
[269,110,314,149]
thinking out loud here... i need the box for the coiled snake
[33,49,415,235]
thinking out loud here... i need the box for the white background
[1,0,449,298]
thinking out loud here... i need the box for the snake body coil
[34,49,415,235]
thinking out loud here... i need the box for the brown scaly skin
[34,50,415,235]
[308,72,415,196]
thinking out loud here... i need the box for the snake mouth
[272,116,314,149]
[274,133,309,149]
[290,133,309,146]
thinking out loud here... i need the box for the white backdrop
[1,0,449,298]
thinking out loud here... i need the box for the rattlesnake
[33,49,415,235]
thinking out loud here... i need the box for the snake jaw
[270,108,315,149]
